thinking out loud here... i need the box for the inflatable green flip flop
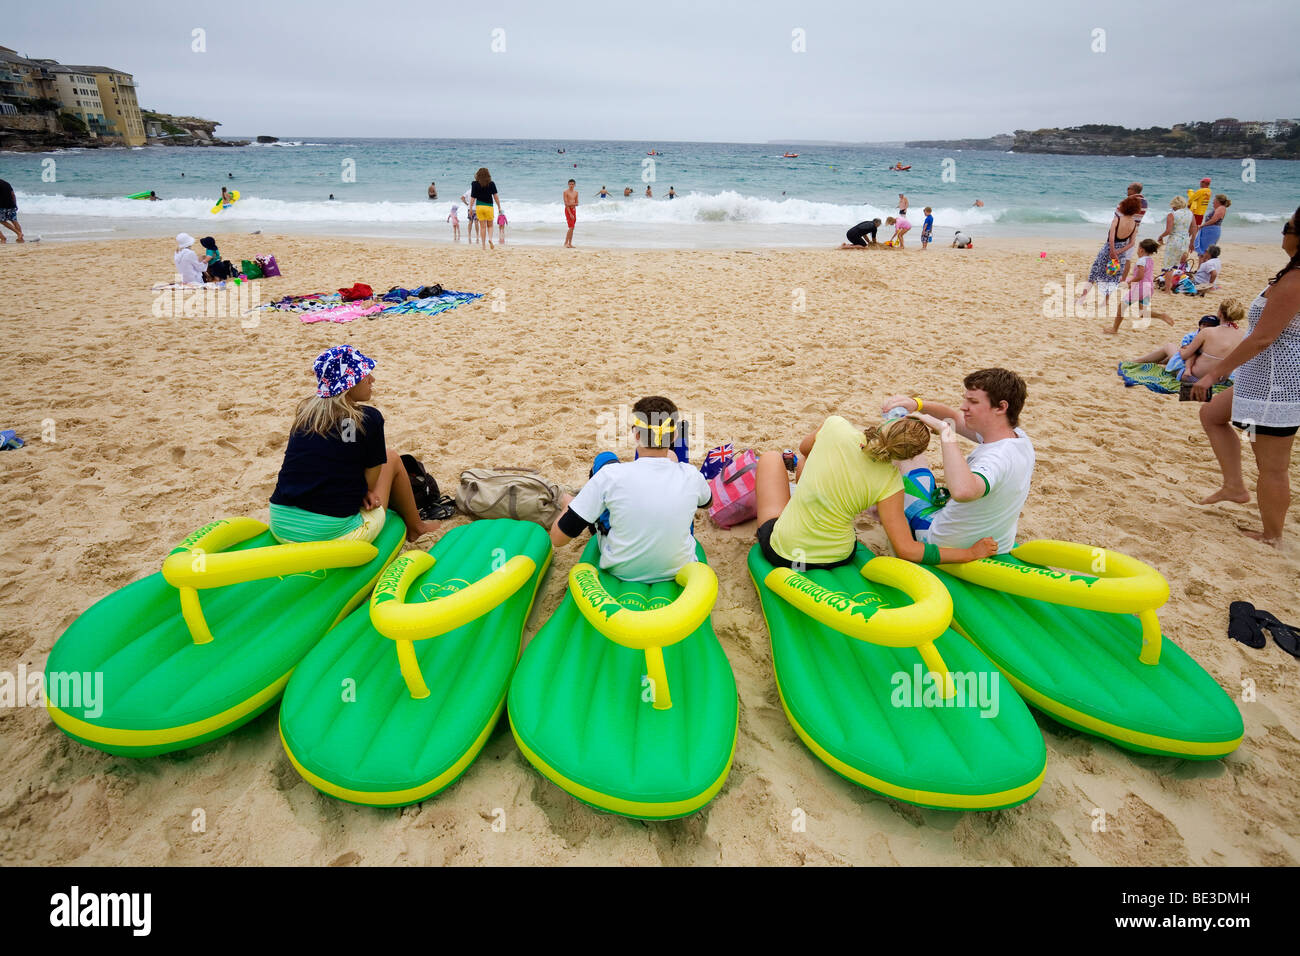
[934,541,1243,759]
[509,538,737,820]
[279,519,552,807]
[46,514,405,757]
[749,543,1047,811]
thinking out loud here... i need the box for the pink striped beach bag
[708,449,759,528]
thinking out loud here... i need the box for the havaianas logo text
[371,561,409,605]
[988,560,1098,587]
[418,579,469,602]
[171,519,226,555]
[782,574,885,621]
[610,593,673,612]
[573,567,623,620]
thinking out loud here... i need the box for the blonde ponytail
[862,417,931,462]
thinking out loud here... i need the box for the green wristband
[921,543,941,565]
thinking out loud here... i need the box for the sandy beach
[1,234,1296,866]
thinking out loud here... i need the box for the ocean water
[2,138,1296,247]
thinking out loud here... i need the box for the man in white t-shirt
[881,368,1034,554]
[550,396,711,583]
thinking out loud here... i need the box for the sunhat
[314,345,376,398]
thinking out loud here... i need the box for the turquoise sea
[1,138,1296,247]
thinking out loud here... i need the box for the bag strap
[722,461,758,484]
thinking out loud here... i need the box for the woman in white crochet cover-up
[1192,205,1300,547]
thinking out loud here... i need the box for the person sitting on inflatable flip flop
[880,367,1034,557]
[549,396,711,583]
[753,413,996,572]
[268,345,441,545]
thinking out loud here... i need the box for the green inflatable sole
[508,538,738,820]
[279,519,552,807]
[748,543,1047,811]
[934,559,1244,759]
[45,513,406,757]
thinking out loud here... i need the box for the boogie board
[211,190,240,214]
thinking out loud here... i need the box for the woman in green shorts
[268,345,440,544]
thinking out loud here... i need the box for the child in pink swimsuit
[1109,239,1169,334]
[890,215,912,248]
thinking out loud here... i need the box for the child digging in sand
[268,346,440,545]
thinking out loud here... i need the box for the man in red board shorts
[564,179,578,248]
[1188,177,1212,226]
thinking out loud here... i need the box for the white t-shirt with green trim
[917,427,1034,554]
[568,457,711,583]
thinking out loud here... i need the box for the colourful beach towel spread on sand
[254,285,482,324]
[1116,362,1232,396]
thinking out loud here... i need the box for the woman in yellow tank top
[754,414,996,569]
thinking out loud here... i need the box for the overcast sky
[6,0,1297,142]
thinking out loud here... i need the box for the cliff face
[0,113,79,151]
[0,110,246,150]
[142,111,248,147]
[1010,126,1298,159]
[906,124,1300,159]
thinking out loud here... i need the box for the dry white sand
[0,235,1296,865]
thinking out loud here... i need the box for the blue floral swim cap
[314,345,375,398]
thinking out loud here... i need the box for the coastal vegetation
[907,121,1300,159]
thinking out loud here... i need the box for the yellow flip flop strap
[370,552,537,699]
[161,517,379,645]
[569,561,718,711]
[765,556,957,698]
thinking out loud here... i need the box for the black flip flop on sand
[1228,601,1267,649]
[1254,608,1300,659]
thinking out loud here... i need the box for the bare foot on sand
[406,520,441,542]
[1239,527,1282,547]
[1200,487,1251,505]
[1102,327,1118,335]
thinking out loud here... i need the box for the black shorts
[756,518,856,570]
[1233,420,1299,438]
[845,228,869,246]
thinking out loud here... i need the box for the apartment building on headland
[1178,118,1299,140]
[0,45,145,145]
